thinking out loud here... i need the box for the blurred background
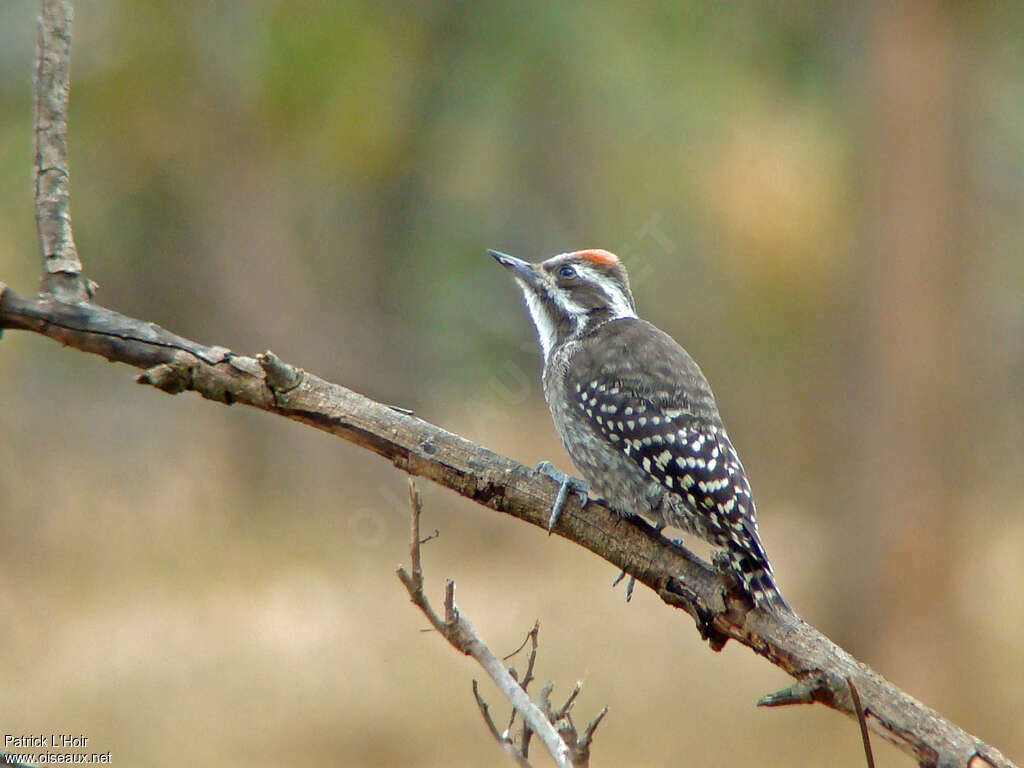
[1,1,1022,765]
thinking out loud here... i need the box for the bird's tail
[728,545,791,613]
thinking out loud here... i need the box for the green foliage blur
[1,1,1022,766]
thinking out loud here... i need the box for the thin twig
[579,707,609,753]
[473,679,533,768]
[407,478,423,585]
[848,677,875,768]
[506,686,520,743]
[419,529,440,544]
[505,621,541,745]
[472,679,504,742]
[396,481,575,768]
[520,622,540,691]
[503,621,539,662]
[555,682,583,719]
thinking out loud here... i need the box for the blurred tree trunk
[838,0,972,701]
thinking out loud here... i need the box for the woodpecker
[490,248,789,612]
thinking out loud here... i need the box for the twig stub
[848,677,875,768]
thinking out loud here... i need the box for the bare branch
[397,481,575,768]
[407,479,424,587]
[34,0,89,301]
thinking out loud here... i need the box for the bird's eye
[558,265,576,279]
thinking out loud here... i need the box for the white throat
[523,289,558,361]
[518,280,589,363]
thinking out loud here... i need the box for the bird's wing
[566,318,764,538]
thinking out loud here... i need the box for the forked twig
[473,679,531,768]
[397,479,607,767]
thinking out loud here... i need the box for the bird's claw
[611,523,682,603]
[535,461,589,534]
[612,569,637,602]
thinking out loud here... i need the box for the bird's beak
[489,249,541,288]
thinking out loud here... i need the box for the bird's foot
[535,461,589,534]
[611,569,637,602]
[611,523,686,603]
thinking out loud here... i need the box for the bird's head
[490,249,636,361]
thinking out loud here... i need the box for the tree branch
[34,0,90,302]
[398,480,582,768]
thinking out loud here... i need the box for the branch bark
[34,0,90,302]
